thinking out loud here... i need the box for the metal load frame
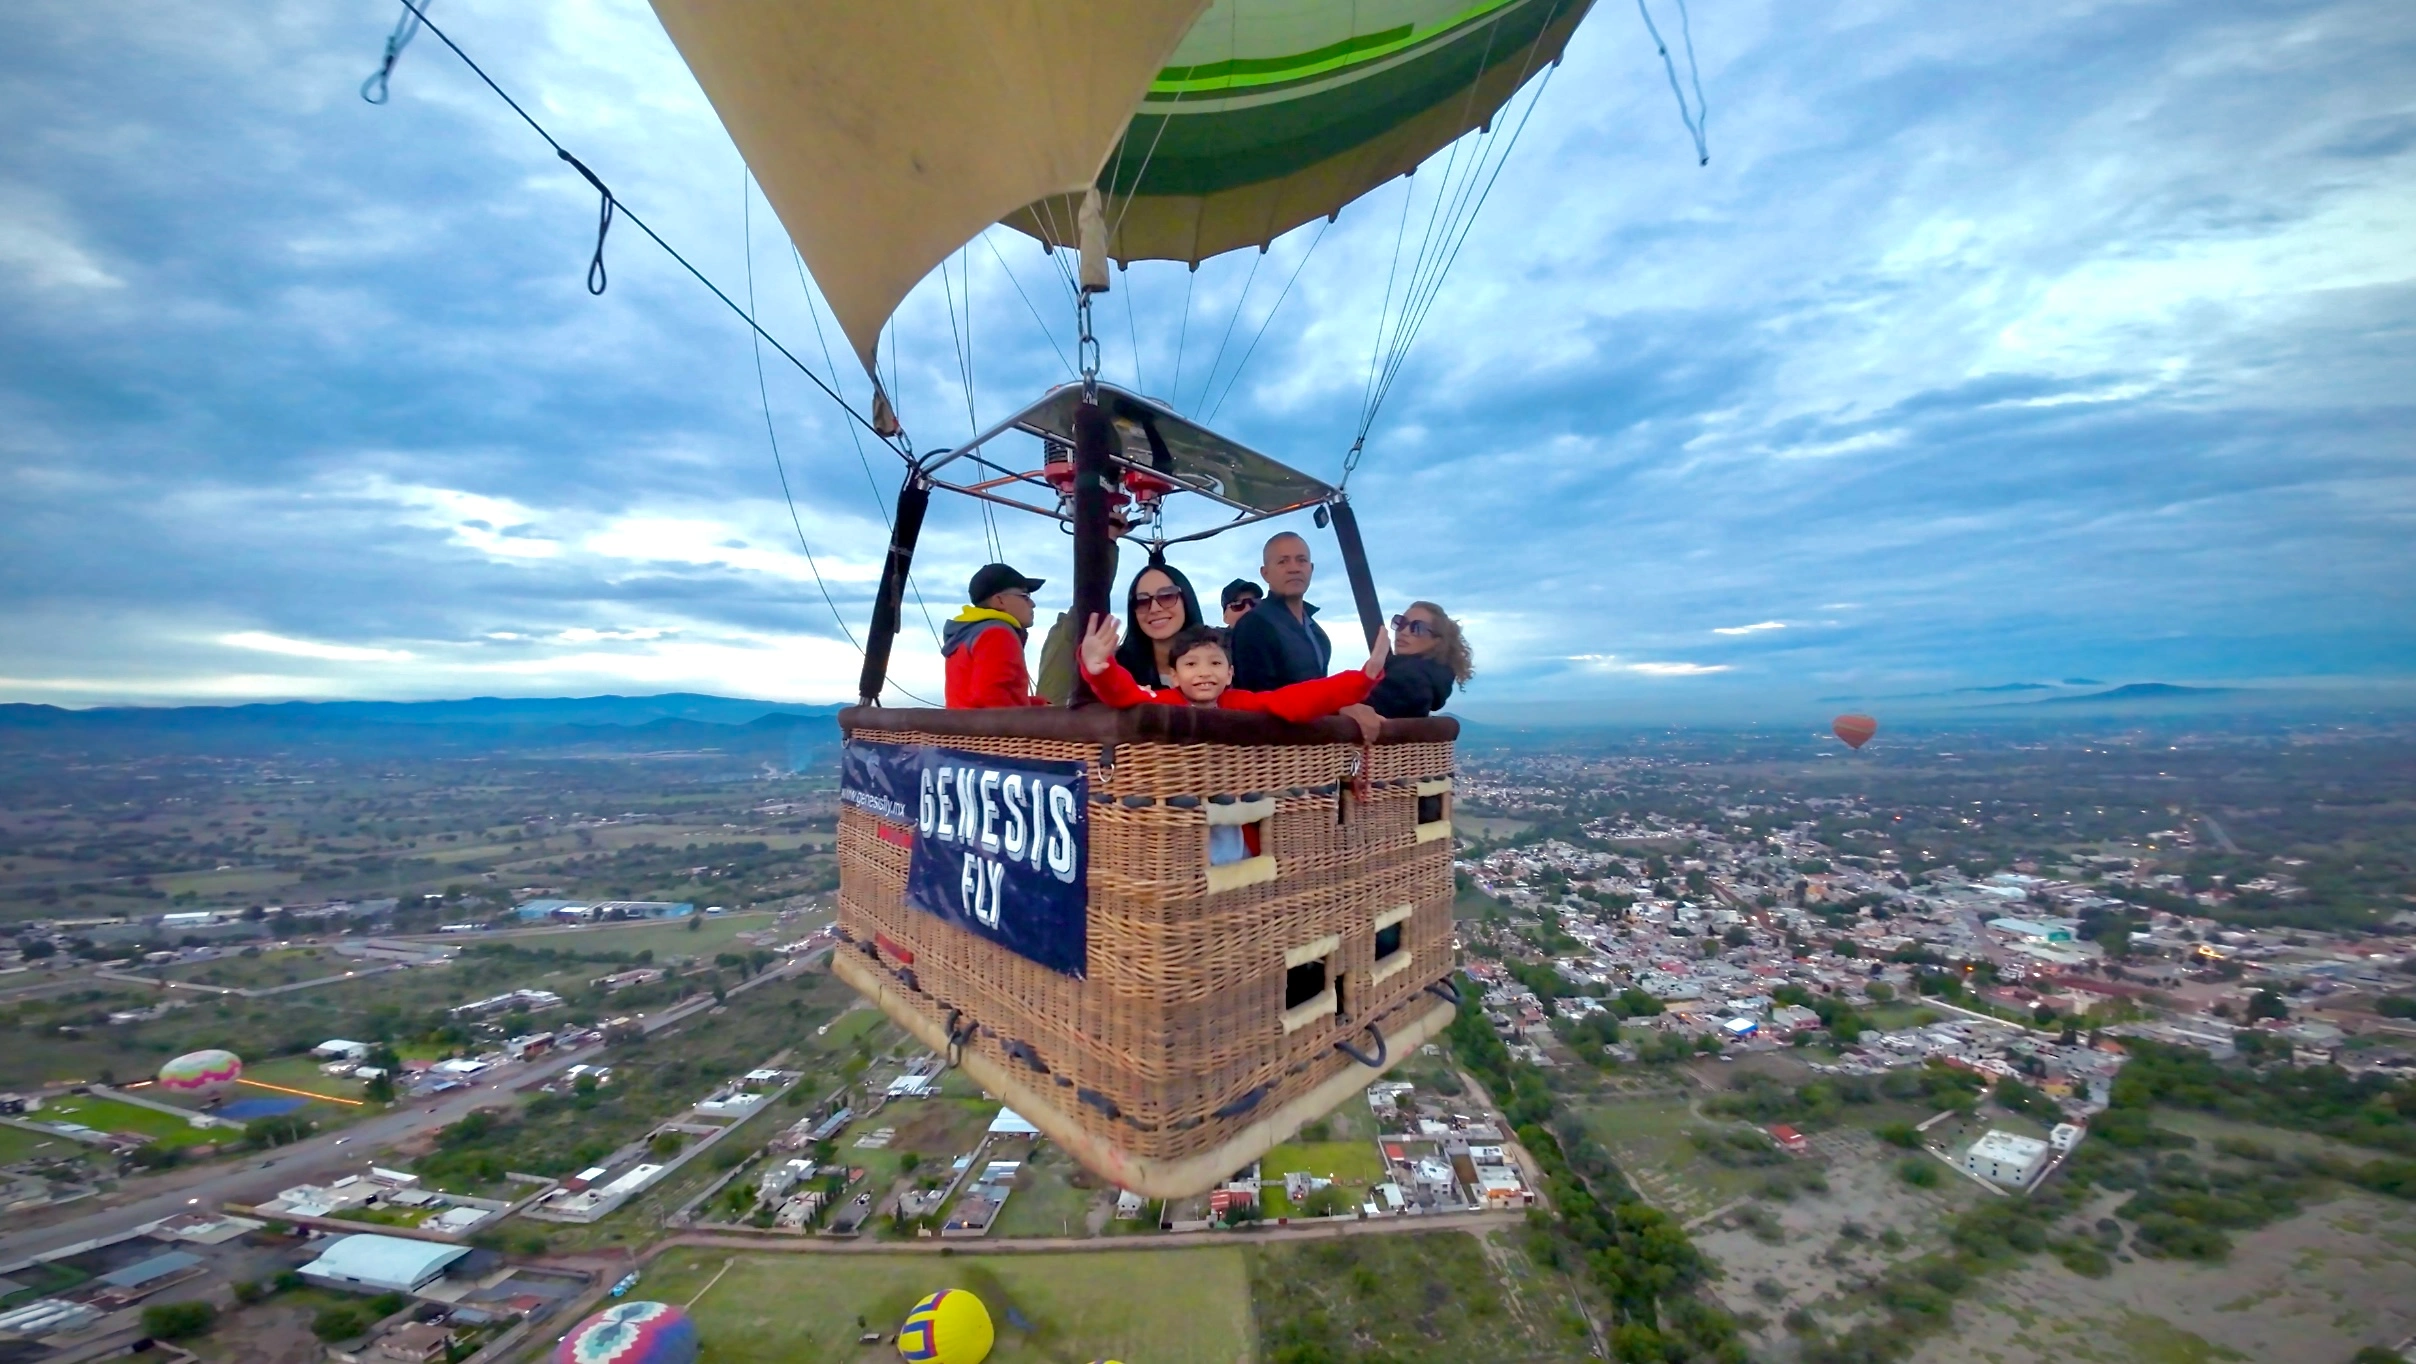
[857,380,1384,706]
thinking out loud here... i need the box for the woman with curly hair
[1365,600,1471,719]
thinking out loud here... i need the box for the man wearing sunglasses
[943,562,1050,708]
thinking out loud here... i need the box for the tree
[141,1301,216,1340]
[687,913,703,933]
[312,1306,372,1343]
[2246,989,2289,1022]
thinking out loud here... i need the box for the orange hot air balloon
[1832,715,1878,750]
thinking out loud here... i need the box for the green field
[987,1147,1097,1238]
[1261,1138,1387,1191]
[0,1122,79,1165]
[645,1246,1253,1363]
[1252,1230,1596,1362]
[470,912,781,960]
[40,1094,231,1148]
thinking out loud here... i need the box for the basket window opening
[1371,902,1415,983]
[1417,792,1445,825]
[1375,921,1404,961]
[1207,819,1265,866]
[1284,959,1327,1011]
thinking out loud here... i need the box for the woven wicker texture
[836,715,1455,1164]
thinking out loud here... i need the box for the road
[0,971,780,1266]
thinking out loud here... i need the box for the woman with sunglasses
[1366,600,1472,719]
[1114,559,1208,689]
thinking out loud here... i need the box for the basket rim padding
[833,946,1456,1201]
[839,704,1457,748]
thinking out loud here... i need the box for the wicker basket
[832,703,1459,1199]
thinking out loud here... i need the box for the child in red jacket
[1076,614,1389,721]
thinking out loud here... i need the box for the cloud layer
[1,0,2409,714]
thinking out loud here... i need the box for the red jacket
[943,611,1047,709]
[1083,656,1374,723]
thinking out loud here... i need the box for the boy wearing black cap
[943,562,1050,708]
[1220,578,1262,627]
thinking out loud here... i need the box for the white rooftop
[299,1234,468,1293]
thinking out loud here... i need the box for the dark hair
[1165,625,1229,670]
[1117,559,1205,685]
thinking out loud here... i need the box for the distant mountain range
[2025,682,2231,705]
[0,693,846,762]
[1818,679,2234,706]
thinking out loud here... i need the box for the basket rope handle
[1334,1023,1388,1070]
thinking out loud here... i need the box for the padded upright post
[1068,398,1117,706]
[858,475,931,705]
[1328,497,1385,649]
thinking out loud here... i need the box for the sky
[1,0,2410,719]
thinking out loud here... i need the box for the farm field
[644,1246,1254,1363]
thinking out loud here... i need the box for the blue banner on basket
[841,740,1088,978]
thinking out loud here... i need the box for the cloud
[0,0,2408,709]
[220,632,414,663]
[1567,655,1733,678]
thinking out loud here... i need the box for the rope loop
[360,1,429,105]
[557,150,615,295]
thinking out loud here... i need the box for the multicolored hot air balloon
[552,1301,699,1364]
[648,0,1595,377]
[898,1289,994,1364]
[1832,715,1878,750]
[156,1049,242,1099]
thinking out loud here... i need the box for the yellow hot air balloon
[897,1290,993,1364]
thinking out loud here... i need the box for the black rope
[559,150,613,295]
[373,0,904,454]
[1637,0,1711,166]
[359,0,428,105]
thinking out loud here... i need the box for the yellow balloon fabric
[896,1289,994,1364]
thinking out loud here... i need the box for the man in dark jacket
[943,563,1049,708]
[1227,532,1329,691]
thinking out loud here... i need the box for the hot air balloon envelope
[1013,0,1597,267]
[1832,715,1878,750]
[553,1301,699,1364]
[648,0,1210,371]
[898,1289,994,1364]
[157,1049,242,1098]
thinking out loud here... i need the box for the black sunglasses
[1134,587,1188,610]
[1391,615,1435,637]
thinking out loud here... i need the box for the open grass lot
[1252,1229,1597,1362]
[1907,1191,2416,1364]
[645,1246,1253,1363]
[987,1145,1099,1238]
[1261,1139,1385,1186]
[39,1093,228,1147]
[462,911,782,960]
[1571,1089,1780,1219]
[157,945,347,989]
[0,1122,79,1165]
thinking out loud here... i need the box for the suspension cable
[744,177,861,652]
[1189,247,1263,416]
[789,248,943,651]
[981,231,1076,378]
[372,0,905,455]
[1205,218,1329,423]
